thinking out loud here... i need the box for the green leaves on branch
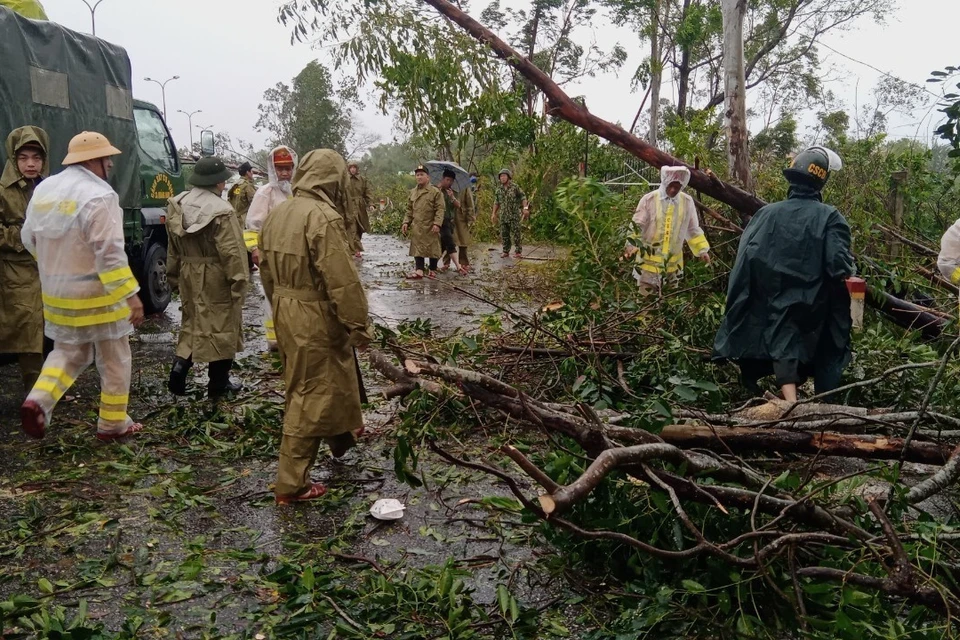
[929,65,960,167]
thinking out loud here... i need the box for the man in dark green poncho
[713,147,855,402]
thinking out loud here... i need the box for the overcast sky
[40,0,960,154]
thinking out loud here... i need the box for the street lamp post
[78,0,107,36]
[143,75,180,121]
[177,109,202,149]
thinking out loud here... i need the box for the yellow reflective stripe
[265,320,274,328]
[100,393,129,405]
[951,267,960,285]
[40,367,76,387]
[244,231,259,249]
[34,379,68,401]
[688,233,710,255]
[99,409,128,422]
[43,279,138,311]
[44,306,130,327]
[640,263,681,274]
[99,266,134,285]
[266,330,277,340]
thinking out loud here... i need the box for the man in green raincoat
[166,157,249,397]
[0,126,48,390]
[345,161,371,257]
[259,149,372,505]
[713,147,854,402]
[402,164,444,279]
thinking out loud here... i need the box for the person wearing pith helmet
[491,168,529,258]
[20,131,146,442]
[713,146,855,403]
[166,156,249,399]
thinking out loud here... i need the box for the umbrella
[424,160,471,192]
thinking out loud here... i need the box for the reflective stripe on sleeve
[244,231,259,249]
[99,266,135,285]
[688,234,710,255]
[43,279,139,310]
[951,267,960,285]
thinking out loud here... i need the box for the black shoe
[168,357,192,396]
[208,379,243,398]
[207,359,241,397]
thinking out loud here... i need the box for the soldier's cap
[273,148,295,167]
[498,168,512,178]
[190,156,233,187]
[414,164,428,174]
[238,161,253,175]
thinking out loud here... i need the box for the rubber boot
[168,356,192,396]
[208,359,242,398]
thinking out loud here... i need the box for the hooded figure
[245,145,298,350]
[626,165,710,293]
[0,126,49,389]
[259,149,371,504]
[20,131,144,441]
[713,147,854,401]
[166,156,249,397]
[345,161,372,257]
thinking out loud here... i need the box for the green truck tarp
[0,0,47,19]
[0,5,140,209]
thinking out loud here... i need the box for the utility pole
[177,109,202,149]
[78,0,107,37]
[144,76,180,121]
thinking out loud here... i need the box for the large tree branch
[419,0,768,216]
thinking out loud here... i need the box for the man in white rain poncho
[625,165,711,294]
[20,132,145,441]
[244,146,297,351]
[939,220,960,300]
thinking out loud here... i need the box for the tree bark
[647,0,662,146]
[721,0,751,189]
[675,0,693,120]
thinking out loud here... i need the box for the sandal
[513,252,523,259]
[405,270,424,280]
[427,271,438,279]
[500,252,509,258]
[457,265,469,275]
[439,264,450,272]
[275,482,327,505]
[96,422,144,442]
[20,400,46,440]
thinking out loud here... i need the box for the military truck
[0,6,209,314]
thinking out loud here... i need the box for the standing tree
[720,0,750,189]
[255,60,352,155]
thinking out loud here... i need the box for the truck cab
[132,100,181,314]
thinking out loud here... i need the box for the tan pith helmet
[62,131,122,166]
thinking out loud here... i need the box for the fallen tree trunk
[659,424,951,465]
[869,289,948,339]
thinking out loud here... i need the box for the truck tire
[141,241,171,315]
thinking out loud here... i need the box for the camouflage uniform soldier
[227,162,257,228]
[491,169,529,258]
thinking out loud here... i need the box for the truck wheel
[141,242,171,315]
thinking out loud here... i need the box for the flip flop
[500,252,509,258]
[405,271,424,280]
[513,253,523,259]
[457,265,469,275]
[96,422,144,442]
[427,271,438,279]
[275,482,327,505]
[20,400,46,440]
